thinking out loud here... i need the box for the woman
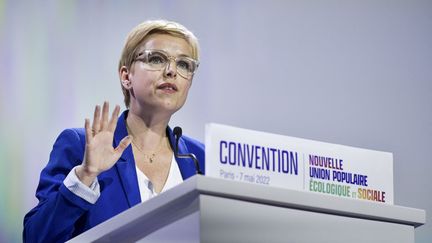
[23,20,205,242]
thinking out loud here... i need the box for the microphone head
[173,126,182,137]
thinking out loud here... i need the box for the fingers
[90,101,120,135]
[84,118,92,144]
[100,101,109,131]
[115,135,132,155]
[92,105,101,134]
[108,105,120,132]
[86,101,120,137]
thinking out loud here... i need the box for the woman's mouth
[157,83,178,93]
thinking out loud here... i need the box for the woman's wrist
[75,165,99,187]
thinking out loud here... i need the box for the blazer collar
[113,110,197,207]
[114,110,140,207]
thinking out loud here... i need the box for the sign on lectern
[205,123,393,204]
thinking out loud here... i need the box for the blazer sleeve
[23,128,94,243]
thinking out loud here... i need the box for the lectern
[68,175,425,243]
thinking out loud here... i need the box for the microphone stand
[173,127,203,175]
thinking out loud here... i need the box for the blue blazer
[23,111,205,243]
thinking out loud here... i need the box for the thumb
[114,135,132,155]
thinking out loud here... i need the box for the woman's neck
[126,109,171,151]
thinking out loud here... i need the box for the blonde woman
[24,20,204,242]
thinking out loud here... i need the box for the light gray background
[0,0,430,242]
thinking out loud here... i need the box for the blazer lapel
[114,111,141,207]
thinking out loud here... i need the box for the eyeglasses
[134,49,199,78]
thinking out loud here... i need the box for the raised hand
[76,102,132,186]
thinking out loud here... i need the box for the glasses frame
[134,49,199,79]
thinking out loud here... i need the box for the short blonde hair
[118,20,200,107]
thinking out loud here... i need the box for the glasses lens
[145,51,167,70]
[176,57,196,77]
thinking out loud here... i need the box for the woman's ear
[119,66,131,89]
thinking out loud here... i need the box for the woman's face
[124,33,195,115]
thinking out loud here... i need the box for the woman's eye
[177,60,191,71]
[148,54,165,65]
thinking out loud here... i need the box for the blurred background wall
[0,0,431,242]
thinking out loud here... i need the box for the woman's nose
[164,60,177,78]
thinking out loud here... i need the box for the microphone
[173,126,203,175]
